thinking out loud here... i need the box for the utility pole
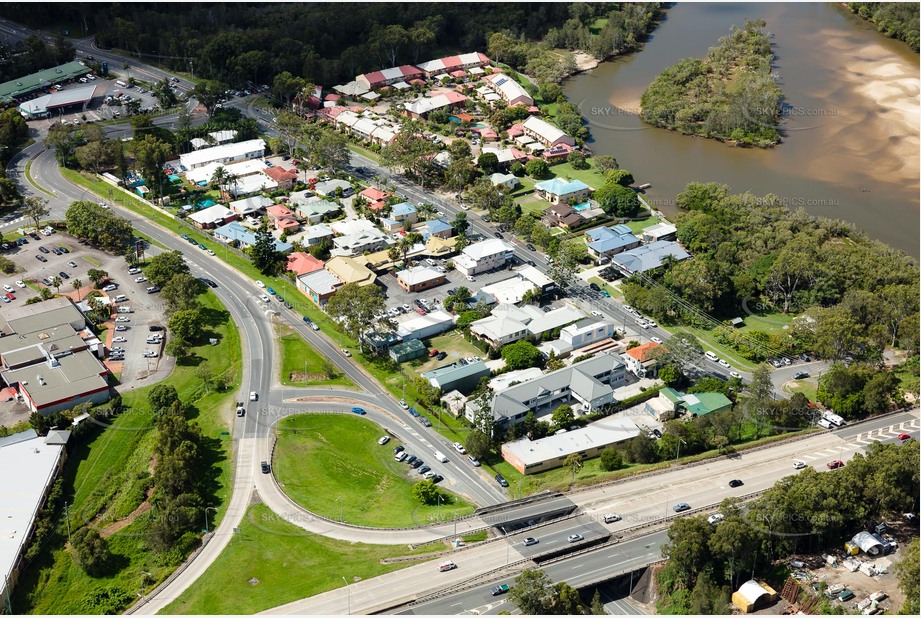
[205,506,217,533]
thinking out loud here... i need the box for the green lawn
[669,324,762,373]
[405,332,484,376]
[274,414,475,527]
[737,311,796,337]
[623,217,654,235]
[519,195,549,216]
[546,160,608,190]
[161,503,436,615]
[13,291,242,614]
[787,379,818,402]
[278,324,355,388]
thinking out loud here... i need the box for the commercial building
[453,238,513,276]
[183,157,268,188]
[585,224,642,259]
[397,266,446,293]
[421,360,490,395]
[188,204,237,229]
[417,52,490,77]
[356,65,424,90]
[534,178,592,205]
[389,339,428,363]
[611,240,690,275]
[325,256,377,287]
[179,139,266,171]
[297,269,341,306]
[18,84,99,119]
[470,303,583,348]
[403,91,468,119]
[732,581,777,614]
[0,429,71,605]
[0,60,91,104]
[561,319,617,351]
[522,116,576,148]
[396,310,455,341]
[0,297,110,414]
[483,73,533,107]
[502,415,642,474]
[478,353,627,426]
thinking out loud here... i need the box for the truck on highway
[821,411,845,427]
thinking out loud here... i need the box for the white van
[438,560,457,572]
[821,411,845,427]
[113,294,128,302]
[116,306,132,314]
[704,351,718,362]
[817,418,833,429]
[115,80,128,88]
[434,450,448,463]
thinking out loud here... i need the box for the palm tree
[49,276,62,296]
[72,278,83,300]
[400,232,423,265]
[87,269,108,288]
[209,166,229,191]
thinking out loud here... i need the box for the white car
[707,513,725,525]
[729,371,742,379]
[453,442,466,454]
[127,267,140,275]
[591,310,603,317]
[651,337,662,344]
[67,261,78,268]
[115,325,128,331]
[255,280,265,288]
[260,294,270,303]
[135,276,147,283]
[115,316,130,322]
[341,348,351,357]
[2,285,13,293]
[207,250,215,256]
[646,320,657,328]
[250,391,258,401]
[113,336,127,343]
[102,284,117,292]
[14,280,25,288]
[399,400,409,409]
[718,359,731,368]
[793,460,807,470]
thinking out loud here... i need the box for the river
[564,2,919,256]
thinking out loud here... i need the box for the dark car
[285,302,293,310]
[406,455,417,465]
[58,271,69,279]
[38,246,50,254]
[526,260,536,266]
[495,473,509,487]
[36,255,47,262]
[303,316,312,324]
[431,474,444,484]
[200,278,218,288]
[673,502,691,512]
[728,479,744,488]
[589,282,601,291]
[418,465,431,475]
[59,247,69,253]
[149,325,164,332]
[494,232,504,239]
[411,459,423,469]
[276,295,285,303]
[419,416,432,427]
[436,351,447,361]
[526,243,536,251]
[792,371,809,379]
[491,584,510,596]
[261,461,271,474]
[394,445,405,454]
[351,407,366,415]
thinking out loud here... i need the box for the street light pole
[675,437,686,463]
[336,496,343,522]
[341,576,351,615]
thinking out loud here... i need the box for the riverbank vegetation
[622,181,919,374]
[640,19,782,147]
[657,441,919,613]
[848,2,920,51]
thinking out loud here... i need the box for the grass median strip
[161,502,437,615]
[274,414,475,528]
[278,324,355,388]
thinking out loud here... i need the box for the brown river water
[564,2,919,256]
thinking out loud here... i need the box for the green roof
[660,387,683,404]
[0,60,89,103]
[390,339,426,355]
[682,392,732,416]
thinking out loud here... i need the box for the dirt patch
[289,371,332,383]
[571,51,600,72]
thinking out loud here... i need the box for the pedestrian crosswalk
[797,418,919,462]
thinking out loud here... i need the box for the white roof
[522,116,570,145]
[229,195,273,214]
[518,265,553,287]
[182,157,267,187]
[227,174,276,196]
[486,73,532,104]
[396,310,454,337]
[643,222,678,237]
[336,110,362,127]
[0,431,67,600]
[480,147,516,164]
[397,266,444,286]
[470,316,529,341]
[190,137,209,149]
[481,277,539,305]
[208,129,237,142]
[179,138,266,169]
[371,125,399,144]
[333,81,370,96]
[526,305,584,336]
[489,367,544,391]
[736,580,773,605]
[189,204,235,225]
[462,238,513,260]
[503,415,641,467]
[331,218,378,236]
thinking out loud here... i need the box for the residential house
[453,238,513,276]
[489,172,521,191]
[502,415,641,474]
[325,256,377,287]
[213,221,293,252]
[356,65,424,90]
[542,203,585,229]
[534,178,592,205]
[643,387,731,421]
[263,166,298,191]
[188,204,236,230]
[290,191,341,223]
[225,174,277,198]
[358,187,390,211]
[611,240,690,275]
[229,195,273,217]
[403,91,468,120]
[286,252,325,277]
[470,315,530,347]
[470,352,627,427]
[560,319,617,351]
[302,222,335,246]
[179,138,266,170]
[478,146,530,170]
[331,221,392,257]
[380,202,418,232]
[314,179,354,197]
[525,305,584,339]
[522,116,575,148]
[585,224,642,260]
[397,266,446,293]
[622,341,664,378]
[484,73,533,107]
[421,360,491,395]
[417,52,490,78]
[266,205,301,233]
[642,222,678,243]
[418,218,454,240]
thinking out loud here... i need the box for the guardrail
[125,532,214,614]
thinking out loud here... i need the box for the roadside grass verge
[274,414,475,528]
[669,324,762,372]
[787,379,818,401]
[13,291,241,614]
[277,323,355,388]
[160,502,437,615]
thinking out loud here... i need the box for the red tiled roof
[287,252,325,276]
[449,70,467,78]
[264,167,297,182]
[359,187,390,201]
[266,204,295,218]
[625,342,664,362]
[325,93,341,101]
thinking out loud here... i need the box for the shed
[732,580,777,613]
[388,339,427,363]
[730,317,745,328]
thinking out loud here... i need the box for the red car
[898,433,912,441]
[827,460,844,470]
[5,292,14,300]
[428,349,439,357]
[415,306,427,315]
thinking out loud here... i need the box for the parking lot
[0,230,171,388]
[23,75,166,128]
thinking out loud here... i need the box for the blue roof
[421,360,490,386]
[586,224,640,254]
[534,178,590,196]
[612,240,689,273]
[425,218,453,234]
[391,202,417,217]
[214,221,293,253]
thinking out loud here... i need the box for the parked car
[428,349,439,357]
[792,371,809,379]
[467,455,480,466]
[708,513,725,525]
[495,473,509,487]
[436,351,447,361]
[419,416,432,427]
